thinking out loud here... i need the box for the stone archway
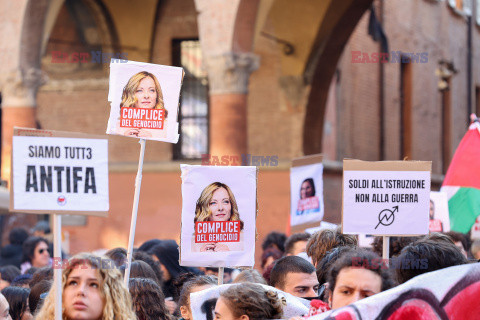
[302,0,375,155]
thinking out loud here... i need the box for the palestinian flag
[441,114,480,233]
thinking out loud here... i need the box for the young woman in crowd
[129,277,172,320]
[214,283,284,320]
[35,253,136,320]
[1,286,32,320]
[177,275,217,320]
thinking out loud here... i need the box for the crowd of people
[0,221,479,320]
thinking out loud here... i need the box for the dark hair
[372,236,420,258]
[261,247,283,269]
[300,178,316,197]
[269,256,315,289]
[443,231,469,252]
[395,239,468,284]
[177,275,217,311]
[0,266,21,283]
[129,260,160,286]
[9,228,29,246]
[29,267,53,288]
[21,236,48,264]
[133,250,163,287]
[138,239,163,253]
[105,247,127,267]
[129,277,171,320]
[29,280,52,315]
[233,269,267,285]
[262,232,287,253]
[284,233,311,255]
[149,240,198,280]
[1,286,30,320]
[220,283,284,319]
[306,226,357,266]
[316,246,353,285]
[11,274,32,287]
[327,249,394,294]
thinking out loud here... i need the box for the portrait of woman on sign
[180,165,257,267]
[106,60,183,143]
[192,182,244,252]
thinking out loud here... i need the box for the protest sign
[429,191,450,232]
[180,165,257,267]
[106,59,183,143]
[190,284,309,320]
[308,263,480,320]
[10,128,109,216]
[342,160,431,236]
[290,154,324,232]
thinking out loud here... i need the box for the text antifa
[25,166,96,194]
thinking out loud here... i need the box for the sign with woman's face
[290,163,325,227]
[106,60,183,143]
[180,165,257,267]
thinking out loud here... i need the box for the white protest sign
[290,163,324,227]
[342,160,431,235]
[10,128,109,216]
[429,191,450,232]
[106,60,183,143]
[180,165,257,267]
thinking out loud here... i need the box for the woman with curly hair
[129,278,171,320]
[214,283,284,320]
[35,253,136,320]
[193,182,244,252]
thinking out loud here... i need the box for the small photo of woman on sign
[116,71,167,138]
[192,182,244,252]
[296,177,321,215]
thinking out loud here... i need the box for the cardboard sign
[290,154,324,231]
[342,160,431,236]
[10,128,109,216]
[429,191,450,232]
[106,60,183,143]
[179,165,257,267]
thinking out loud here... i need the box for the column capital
[1,68,48,107]
[205,52,260,95]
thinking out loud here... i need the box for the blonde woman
[192,182,244,252]
[117,71,167,138]
[35,253,136,320]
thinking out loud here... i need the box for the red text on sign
[120,107,165,129]
[195,221,241,243]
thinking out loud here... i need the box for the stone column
[1,68,45,185]
[195,0,260,159]
[205,52,259,156]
